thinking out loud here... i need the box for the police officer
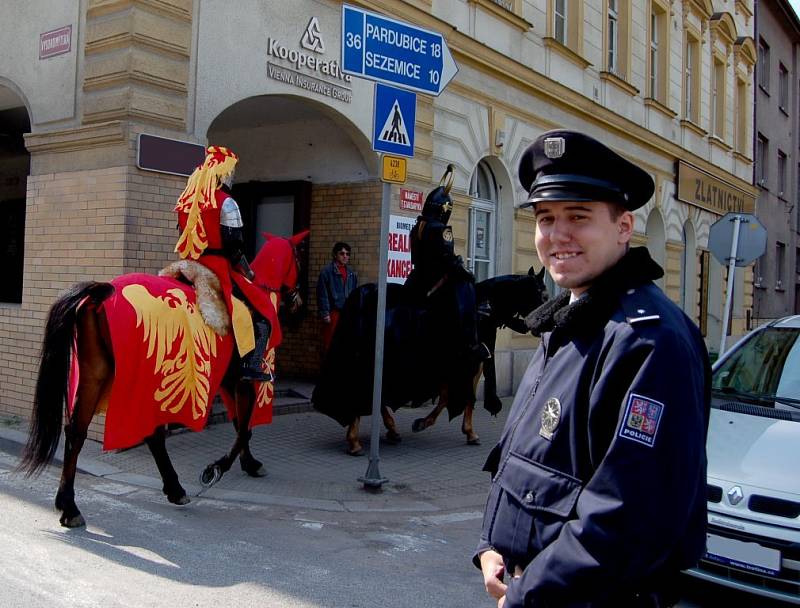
[405,164,490,363]
[475,130,711,608]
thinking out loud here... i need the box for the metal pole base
[358,458,388,490]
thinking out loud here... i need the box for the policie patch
[618,393,664,447]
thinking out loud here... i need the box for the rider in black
[404,165,491,365]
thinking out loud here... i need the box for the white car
[687,315,800,604]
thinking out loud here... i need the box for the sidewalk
[0,384,512,514]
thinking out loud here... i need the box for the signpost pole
[719,215,743,356]
[359,181,391,489]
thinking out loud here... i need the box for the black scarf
[525,247,664,337]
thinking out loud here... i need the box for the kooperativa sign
[266,17,353,103]
[39,25,72,59]
[677,161,755,215]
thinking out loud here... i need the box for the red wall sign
[399,188,423,212]
[39,25,72,59]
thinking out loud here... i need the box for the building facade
[0,0,756,432]
[753,0,800,321]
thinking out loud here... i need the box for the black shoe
[240,366,274,383]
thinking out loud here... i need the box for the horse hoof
[168,494,191,506]
[385,430,402,444]
[346,447,364,457]
[199,464,223,488]
[411,418,430,433]
[60,513,86,528]
[466,436,481,446]
[240,458,267,478]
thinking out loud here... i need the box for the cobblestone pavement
[0,392,513,513]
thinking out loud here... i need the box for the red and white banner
[387,214,414,284]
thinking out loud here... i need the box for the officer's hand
[321,314,331,324]
[479,550,507,600]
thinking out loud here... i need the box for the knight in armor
[174,145,276,382]
[404,164,490,364]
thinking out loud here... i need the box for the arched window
[681,220,697,316]
[0,95,30,304]
[468,160,498,282]
[645,209,666,289]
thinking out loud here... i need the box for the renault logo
[301,17,326,54]
[727,486,744,506]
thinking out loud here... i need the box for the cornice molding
[87,0,191,23]
[644,97,677,118]
[468,0,532,32]
[542,37,591,69]
[681,118,707,137]
[599,71,639,97]
[24,121,127,154]
[709,135,732,152]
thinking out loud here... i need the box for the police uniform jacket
[475,247,711,608]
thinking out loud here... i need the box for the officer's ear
[616,209,635,245]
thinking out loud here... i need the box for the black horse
[409,267,548,436]
[312,268,548,453]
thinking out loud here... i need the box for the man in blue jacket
[317,241,358,353]
[475,130,711,607]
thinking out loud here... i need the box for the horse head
[251,230,310,313]
[477,268,549,330]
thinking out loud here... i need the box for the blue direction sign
[341,4,458,96]
[373,83,416,157]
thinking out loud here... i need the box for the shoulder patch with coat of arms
[618,393,664,447]
[442,227,454,242]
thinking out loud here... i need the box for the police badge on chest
[539,397,561,440]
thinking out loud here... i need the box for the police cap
[518,130,654,210]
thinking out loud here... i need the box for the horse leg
[411,390,447,433]
[345,417,364,456]
[144,426,189,505]
[461,369,481,445]
[200,381,252,487]
[382,406,401,444]
[235,418,266,478]
[462,402,480,445]
[56,307,111,528]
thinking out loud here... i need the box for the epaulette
[621,287,661,326]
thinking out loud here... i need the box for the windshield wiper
[774,396,800,408]
[713,387,800,409]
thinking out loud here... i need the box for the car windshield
[712,326,800,410]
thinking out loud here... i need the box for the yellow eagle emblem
[122,284,220,420]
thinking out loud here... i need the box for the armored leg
[240,314,273,382]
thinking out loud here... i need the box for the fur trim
[159,260,231,336]
[525,247,663,337]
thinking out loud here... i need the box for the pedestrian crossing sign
[372,83,416,158]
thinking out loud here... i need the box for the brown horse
[18,232,307,528]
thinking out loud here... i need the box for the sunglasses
[337,251,350,256]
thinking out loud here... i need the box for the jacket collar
[525,247,663,337]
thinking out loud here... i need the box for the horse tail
[18,282,114,476]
